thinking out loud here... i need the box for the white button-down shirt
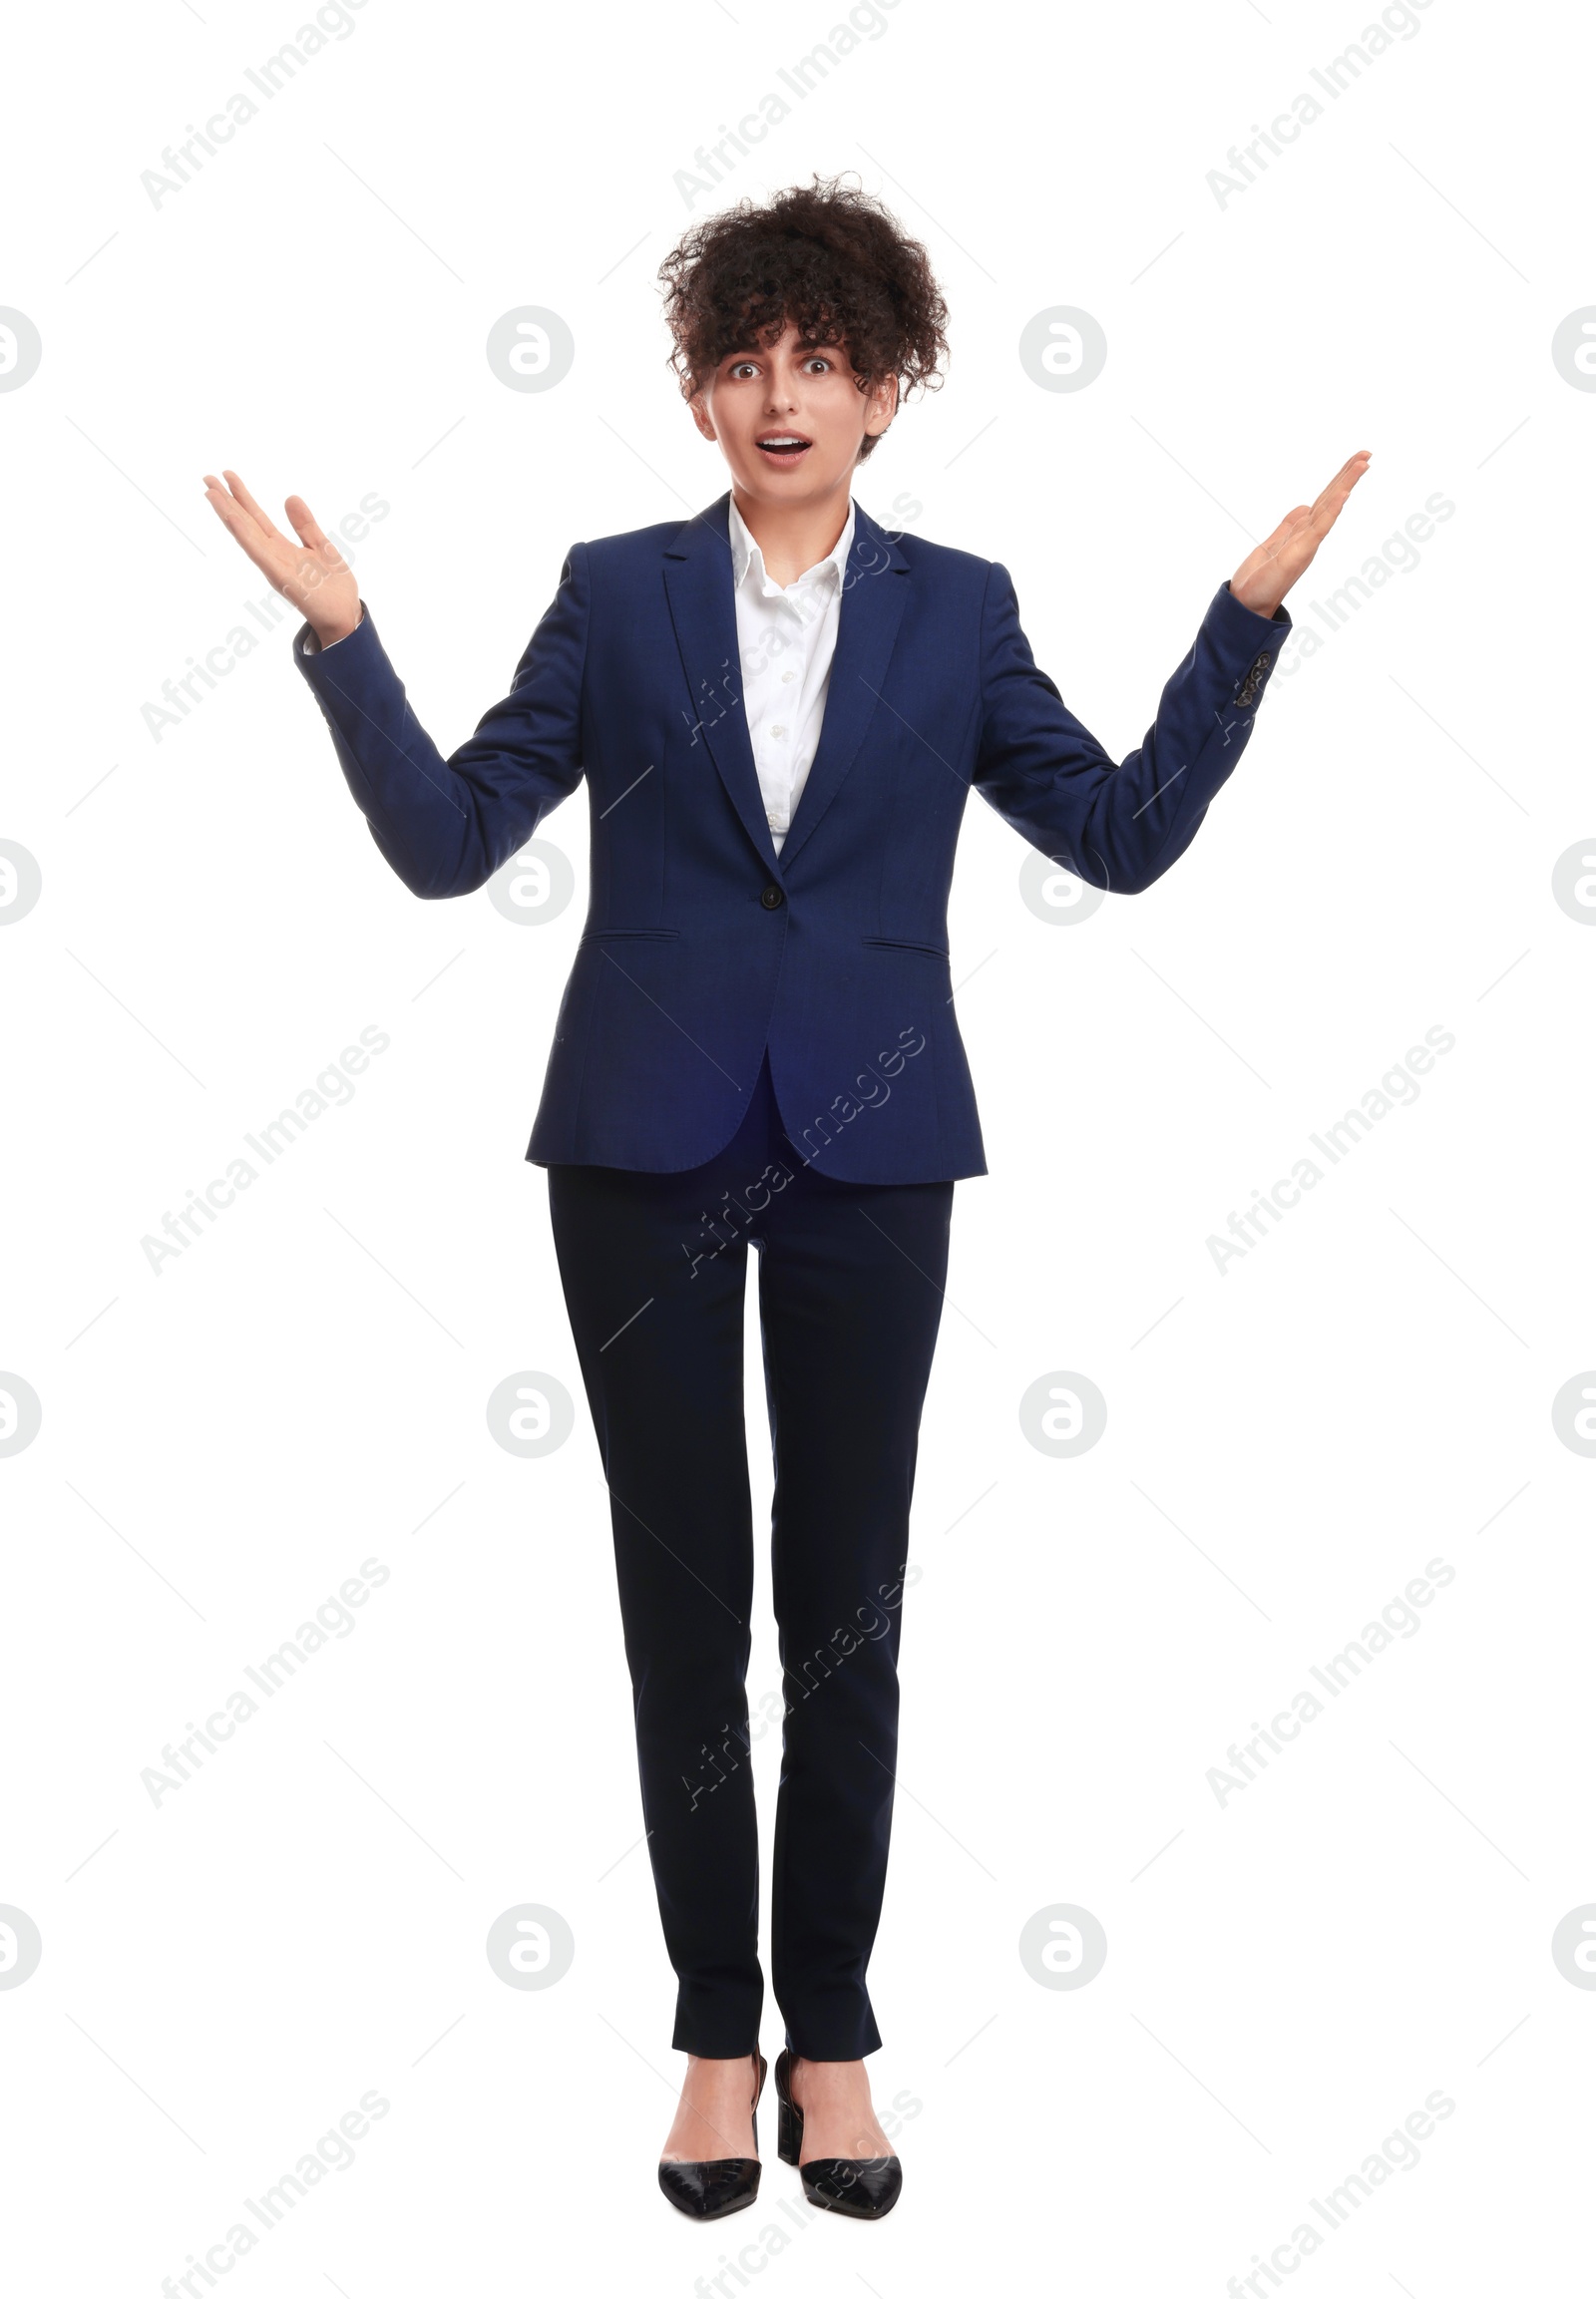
[728,494,855,855]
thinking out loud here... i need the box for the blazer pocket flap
[861,934,951,960]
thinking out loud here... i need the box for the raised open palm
[201,469,362,645]
[1231,451,1372,619]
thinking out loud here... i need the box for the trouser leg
[756,1160,955,2059]
[545,1087,782,2056]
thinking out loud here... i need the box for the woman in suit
[203,174,1368,2223]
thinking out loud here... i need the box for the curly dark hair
[658,173,950,462]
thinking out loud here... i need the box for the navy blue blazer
[293,491,1291,1183]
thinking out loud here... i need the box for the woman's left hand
[1231,450,1373,618]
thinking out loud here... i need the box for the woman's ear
[864,374,900,439]
[688,387,718,445]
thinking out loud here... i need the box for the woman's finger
[283,494,343,562]
[202,481,281,575]
[1280,460,1369,574]
[1306,453,1371,529]
[219,468,287,544]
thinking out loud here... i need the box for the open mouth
[755,433,813,461]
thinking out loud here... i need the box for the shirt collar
[727,494,856,598]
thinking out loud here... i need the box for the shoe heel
[777,2095,802,2166]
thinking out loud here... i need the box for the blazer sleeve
[972,562,1293,895]
[290,541,591,899]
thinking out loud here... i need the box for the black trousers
[546,1051,955,2060]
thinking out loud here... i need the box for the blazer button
[760,884,785,910]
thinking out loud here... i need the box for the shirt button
[782,670,796,684]
[771,725,787,739]
[760,884,785,910]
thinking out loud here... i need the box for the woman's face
[690,321,897,510]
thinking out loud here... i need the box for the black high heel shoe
[657,2051,768,2221]
[773,2049,903,2219]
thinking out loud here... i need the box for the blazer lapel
[776,501,910,871]
[660,493,912,877]
[661,494,781,877]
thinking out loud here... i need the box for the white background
[3,0,1591,2291]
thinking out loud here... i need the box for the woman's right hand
[201,469,363,646]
